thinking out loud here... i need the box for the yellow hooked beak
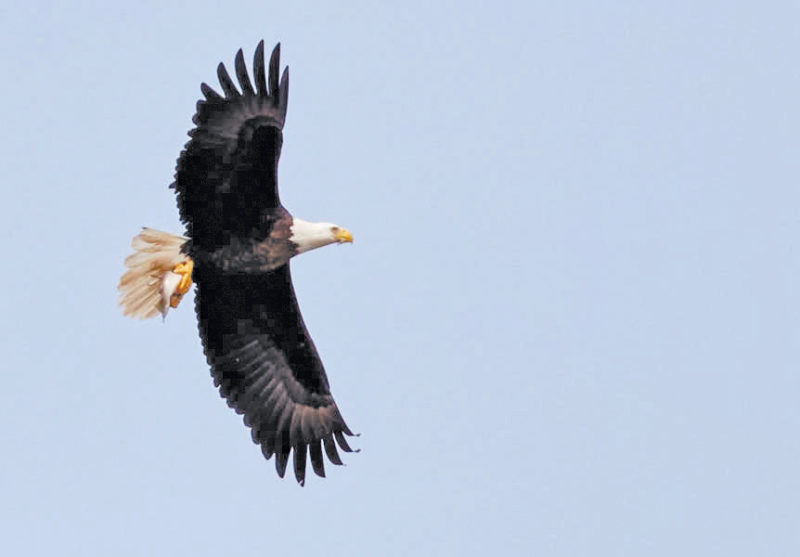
[335,228,354,243]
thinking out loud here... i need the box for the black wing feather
[216,62,240,98]
[323,434,343,465]
[309,440,326,478]
[200,82,222,101]
[234,49,255,95]
[268,43,280,97]
[173,43,288,250]
[335,430,356,453]
[195,263,354,484]
[293,442,308,486]
[254,41,267,95]
[275,449,290,479]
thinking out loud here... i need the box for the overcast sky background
[1,1,798,555]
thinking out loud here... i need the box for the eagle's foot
[170,258,194,308]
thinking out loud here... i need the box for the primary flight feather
[119,42,356,485]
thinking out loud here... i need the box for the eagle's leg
[170,258,194,308]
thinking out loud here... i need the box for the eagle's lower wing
[173,41,289,250]
[194,264,355,484]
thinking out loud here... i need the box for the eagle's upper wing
[172,41,289,250]
[194,263,356,485]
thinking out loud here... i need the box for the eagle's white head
[289,218,354,255]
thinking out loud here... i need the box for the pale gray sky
[1,1,799,555]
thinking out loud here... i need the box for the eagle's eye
[331,226,340,233]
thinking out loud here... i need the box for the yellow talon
[170,258,194,308]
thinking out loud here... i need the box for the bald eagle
[118,42,357,485]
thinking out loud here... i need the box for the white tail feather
[118,228,189,319]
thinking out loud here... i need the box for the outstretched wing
[194,263,356,485]
[173,41,289,250]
